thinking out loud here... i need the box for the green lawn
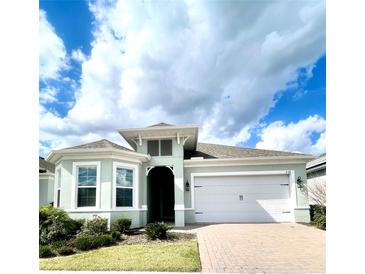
[40,240,201,272]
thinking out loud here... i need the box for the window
[147,140,159,156]
[116,167,133,207]
[147,139,172,156]
[77,166,97,207]
[56,169,61,207]
[161,140,172,156]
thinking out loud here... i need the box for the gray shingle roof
[147,122,174,127]
[184,142,309,159]
[65,139,133,152]
[39,157,55,173]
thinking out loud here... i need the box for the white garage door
[194,174,292,223]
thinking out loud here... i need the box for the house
[39,156,55,206]
[46,123,314,227]
[306,153,326,205]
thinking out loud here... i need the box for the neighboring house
[39,156,55,206]
[46,123,314,227]
[306,153,326,205]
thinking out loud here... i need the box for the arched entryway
[147,166,175,223]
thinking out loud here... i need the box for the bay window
[115,167,134,207]
[73,162,100,208]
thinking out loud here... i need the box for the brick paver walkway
[196,223,325,273]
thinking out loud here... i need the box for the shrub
[56,246,75,256]
[111,230,121,242]
[39,205,79,244]
[75,233,113,251]
[80,216,108,235]
[111,218,131,234]
[51,240,66,249]
[75,234,95,251]
[145,222,172,240]
[93,234,113,247]
[40,205,69,224]
[312,205,326,230]
[39,245,55,258]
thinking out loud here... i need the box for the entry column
[174,176,185,227]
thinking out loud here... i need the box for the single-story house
[306,153,326,205]
[46,123,314,227]
[39,156,55,206]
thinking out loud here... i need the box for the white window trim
[54,167,62,208]
[72,161,101,210]
[112,162,139,209]
[147,139,173,157]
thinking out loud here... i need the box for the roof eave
[46,148,151,164]
[184,155,315,166]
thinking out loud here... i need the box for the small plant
[80,216,108,235]
[93,234,113,247]
[39,245,55,258]
[51,240,66,249]
[75,234,95,251]
[145,221,172,240]
[312,205,326,230]
[56,246,75,256]
[75,233,114,251]
[111,230,121,242]
[111,218,132,234]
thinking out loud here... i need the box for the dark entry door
[147,166,174,222]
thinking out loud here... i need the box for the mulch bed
[119,230,196,245]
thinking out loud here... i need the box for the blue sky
[39,0,326,157]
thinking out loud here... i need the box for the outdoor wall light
[297,176,304,188]
[185,180,190,192]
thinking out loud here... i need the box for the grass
[40,240,201,272]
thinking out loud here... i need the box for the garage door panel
[194,174,292,223]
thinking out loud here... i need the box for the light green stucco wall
[137,138,185,227]
[183,163,310,223]
[39,175,54,206]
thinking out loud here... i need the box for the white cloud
[39,10,68,81]
[39,86,58,104]
[40,0,325,154]
[256,115,326,155]
[71,49,87,63]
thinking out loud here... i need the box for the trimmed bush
[75,233,113,251]
[39,205,79,244]
[111,218,131,234]
[111,230,121,242]
[40,205,69,224]
[75,234,95,251]
[51,240,66,249]
[56,246,75,256]
[39,245,55,258]
[312,205,326,230]
[80,216,108,235]
[145,222,172,240]
[94,234,113,247]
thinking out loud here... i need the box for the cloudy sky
[39,0,326,157]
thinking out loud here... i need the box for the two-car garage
[193,172,294,223]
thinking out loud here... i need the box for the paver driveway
[196,223,325,273]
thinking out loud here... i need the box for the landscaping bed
[121,230,196,245]
[39,205,201,271]
[40,240,201,272]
